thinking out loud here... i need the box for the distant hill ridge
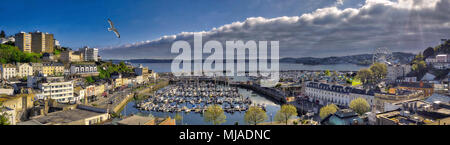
[109,52,416,66]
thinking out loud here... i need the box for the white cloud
[336,0,345,6]
[100,0,450,59]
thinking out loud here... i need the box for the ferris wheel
[373,47,393,64]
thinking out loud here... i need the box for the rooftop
[307,82,375,96]
[117,115,154,125]
[31,108,106,125]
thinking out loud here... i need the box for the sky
[1,0,449,59]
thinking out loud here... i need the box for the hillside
[281,52,415,66]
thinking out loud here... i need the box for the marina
[135,81,267,114]
[121,82,281,125]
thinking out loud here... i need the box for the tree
[274,104,297,125]
[369,63,387,83]
[423,47,435,59]
[203,104,226,125]
[85,76,95,83]
[175,113,183,125]
[0,103,10,125]
[356,68,373,85]
[332,70,338,77]
[349,98,370,116]
[244,106,268,125]
[0,30,5,38]
[324,70,331,76]
[319,104,339,119]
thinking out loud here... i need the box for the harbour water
[124,62,367,72]
[121,87,281,125]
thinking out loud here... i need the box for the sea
[130,62,367,73]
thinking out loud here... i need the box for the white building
[38,77,74,103]
[0,64,16,80]
[387,64,411,83]
[0,88,14,95]
[16,63,33,78]
[0,36,15,44]
[70,64,98,76]
[304,82,375,107]
[79,46,99,62]
[436,54,448,63]
[425,57,437,64]
[427,54,450,70]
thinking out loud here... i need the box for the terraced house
[16,63,33,78]
[42,62,64,76]
[304,81,375,107]
[0,64,16,80]
[70,64,99,77]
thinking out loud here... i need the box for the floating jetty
[136,81,264,113]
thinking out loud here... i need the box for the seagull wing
[108,19,115,28]
[113,29,120,38]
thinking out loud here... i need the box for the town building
[436,54,449,62]
[0,87,14,95]
[14,32,32,52]
[94,83,105,96]
[38,77,74,103]
[0,107,16,125]
[79,46,99,62]
[19,105,109,125]
[42,62,64,76]
[426,54,450,70]
[134,64,149,76]
[386,64,411,83]
[304,81,375,107]
[398,82,434,97]
[0,64,16,80]
[70,64,99,77]
[30,31,54,53]
[31,63,43,75]
[16,63,33,78]
[73,86,85,103]
[41,53,55,62]
[0,92,35,123]
[0,36,15,44]
[60,50,83,63]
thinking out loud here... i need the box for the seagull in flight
[107,18,120,38]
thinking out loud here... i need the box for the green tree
[85,76,95,83]
[0,30,5,38]
[175,113,183,125]
[423,47,435,59]
[0,103,11,125]
[244,106,268,125]
[203,104,226,125]
[356,68,373,85]
[332,70,338,77]
[412,60,426,71]
[349,98,370,116]
[319,104,339,119]
[324,70,331,76]
[369,63,387,83]
[0,44,41,63]
[274,104,297,125]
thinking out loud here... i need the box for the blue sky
[1,0,449,59]
[0,0,361,49]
